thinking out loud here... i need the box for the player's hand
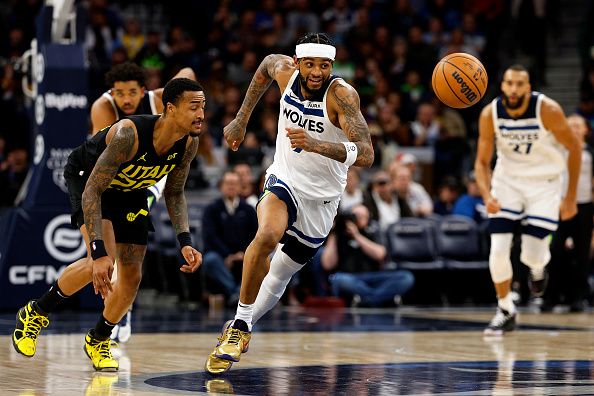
[485,196,501,214]
[223,118,247,151]
[286,127,316,152]
[180,246,202,273]
[559,197,578,220]
[92,256,114,299]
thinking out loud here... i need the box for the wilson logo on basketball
[451,71,478,102]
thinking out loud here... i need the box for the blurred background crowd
[1,0,594,310]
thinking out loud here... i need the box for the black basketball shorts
[64,165,154,245]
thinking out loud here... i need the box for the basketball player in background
[205,33,374,374]
[91,62,196,342]
[475,65,581,335]
[12,78,204,371]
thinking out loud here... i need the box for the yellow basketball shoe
[205,320,234,375]
[12,301,50,357]
[214,319,251,362]
[84,331,119,371]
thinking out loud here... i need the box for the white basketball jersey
[491,92,565,179]
[102,90,158,119]
[267,70,349,200]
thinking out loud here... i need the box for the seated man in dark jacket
[314,204,415,307]
[202,171,258,305]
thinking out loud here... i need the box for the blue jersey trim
[525,215,558,225]
[283,95,325,117]
[277,179,298,207]
[499,124,540,131]
[500,207,523,215]
[288,225,326,244]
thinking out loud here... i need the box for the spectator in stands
[0,148,28,207]
[201,171,258,306]
[391,164,433,217]
[339,167,363,212]
[233,163,259,208]
[363,170,412,232]
[319,204,414,307]
[452,171,486,223]
[545,114,594,312]
[432,97,467,139]
[119,17,145,60]
[134,30,168,72]
[411,102,442,147]
[433,176,461,216]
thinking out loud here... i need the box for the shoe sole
[204,354,233,375]
[83,344,118,372]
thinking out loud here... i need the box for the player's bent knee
[520,234,550,268]
[254,229,282,251]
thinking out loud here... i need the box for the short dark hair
[162,78,204,108]
[296,32,334,46]
[105,62,146,87]
[506,64,529,74]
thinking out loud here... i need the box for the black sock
[35,282,69,314]
[92,315,116,340]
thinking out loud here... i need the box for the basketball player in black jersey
[90,62,196,343]
[12,78,204,372]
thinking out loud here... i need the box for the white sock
[498,293,515,314]
[234,301,253,331]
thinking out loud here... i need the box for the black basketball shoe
[484,308,517,336]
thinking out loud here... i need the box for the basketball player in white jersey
[90,62,196,342]
[475,65,581,335]
[204,33,374,374]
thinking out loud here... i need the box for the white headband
[295,43,336,60]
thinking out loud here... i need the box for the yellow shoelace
[23,313,49,339]
[90,339,113,359]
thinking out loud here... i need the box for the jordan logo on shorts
[126,209,148,222]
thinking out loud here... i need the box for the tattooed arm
[285,82,374,167]
[224,54,294,150]
[163,136,200,235]
[164,136,202,272]
[82,120,137,242]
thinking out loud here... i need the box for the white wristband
[342,142,358,166]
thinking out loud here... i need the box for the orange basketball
[432,52,488,109]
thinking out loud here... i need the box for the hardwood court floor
[1,306,594,395]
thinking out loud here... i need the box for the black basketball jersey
[102,90,158,119]
[67,115,188,192]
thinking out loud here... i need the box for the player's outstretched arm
[83,120,137,243]
[225,54,294,151]
[163,136,202,272]
[542,98,581,220]
[286,82,374,167]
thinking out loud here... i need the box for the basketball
[432,53,488,109]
